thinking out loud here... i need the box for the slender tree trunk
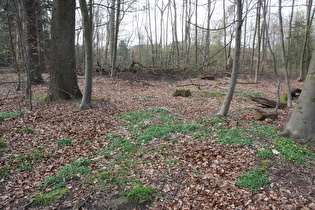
[6,1,21,90]
[263,0,281,112]
[204,0,211,65]
[287,0,295,73]
[278,0,292,107]
[223,0,227,70]
[172,0,180,64]
[254,0,262,83]
[298,0,313,81]
[110,0,121,78]
[14,0,33,110]
[109,0,116,77]
[194,0,198,65]
[79,0,93,110]
[216,0,243,116]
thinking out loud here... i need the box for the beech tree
[48,0,82,101]
[216,0,242,116]
[79,0,93,110]
[282,51,315,141]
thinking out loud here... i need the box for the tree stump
[199,74,215,80]
[253,109,278,121]
[172,89,192,97]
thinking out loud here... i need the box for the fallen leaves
[0,72,314,209]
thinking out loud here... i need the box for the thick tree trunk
[283,51,315,140]
[48,0,82,101]
[24,0,44,83]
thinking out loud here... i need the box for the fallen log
[250,96,286,109]
[172,89,192,97]
[253,109,278,121]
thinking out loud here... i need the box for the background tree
[282,50,315,141]
[48,0,82,101]
[24,0,44,83]
[298,0,314,81]
[79,0,93,110]
[216,0,242,116]
[278,0,292,107]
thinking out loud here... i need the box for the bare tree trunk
[282,50,315,140]
[216,0,243,116]
[109,0,116,77]
[5,1,22,90]
[48,0,82,101]
[263,0,281,112]
[298,0,313,81]
[24,0,44,83]
[79,0,93,110]
[172,0,180,65]
[287,0,295,73]
[241,1,248,72]
[110,0,121,78]
[278,0,292,107]
[254,0,262,83]
[223,0,227,70]
[194,0,198,65]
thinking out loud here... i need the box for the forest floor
[0,68,315,209]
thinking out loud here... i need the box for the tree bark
[79,0,93,110]
[253,109,278,121]
[278,0,292,107]
[48,0,82,101]
[298,0,313,81]
[24,0,44,83]
[216,0,242,116]
[283,51,315,140]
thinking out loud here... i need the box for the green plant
[236,167,269,192]
[34,94,47,102]
[32,188,69,206]
[57,138,72,146]
[215,128,253,146]
[0,141,8,148]
[273,137,315,163]
[198,91,225,98]
[125,185,158,204]
[42,159,91,189]
[198,117,227,126]
[20,127,34,134]
[0,110,26,120]
[256,148,274,159]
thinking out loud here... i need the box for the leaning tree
[282,51,315,141]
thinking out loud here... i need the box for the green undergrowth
[0,110,26,120]
[198,91,225,98]
[118,108,212,143]
[236,167,269,192]
[33,159,91,206]
[6,148,46,172]
[31,108,315,205]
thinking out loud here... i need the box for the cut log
[172,89,192,97]
[199,74,215,80]
[250,96,286,109]
[253,109,278,121]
